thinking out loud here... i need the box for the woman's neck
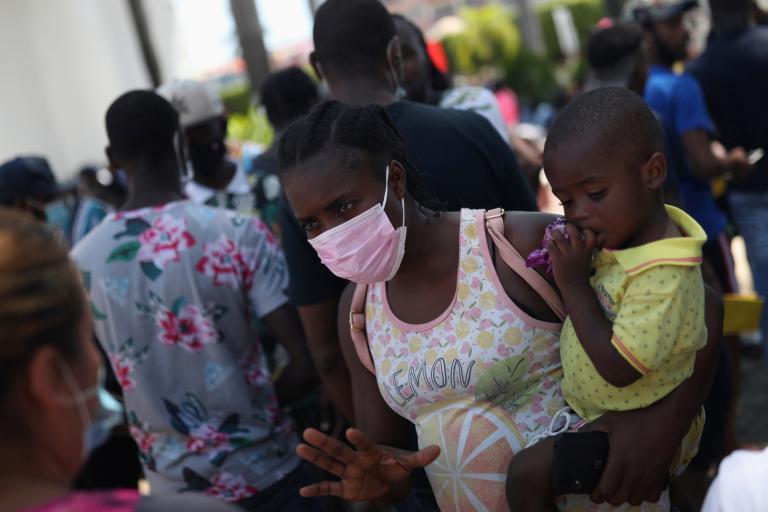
[395,203,455,278]
[0,442,71,510]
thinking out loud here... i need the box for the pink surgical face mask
[309,166,406,284]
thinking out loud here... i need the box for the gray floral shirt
[71,200,299,505]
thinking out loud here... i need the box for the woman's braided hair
[278,100,443,212]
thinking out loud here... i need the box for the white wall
[0,0,167,178]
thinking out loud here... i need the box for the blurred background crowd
[0,0,767,510]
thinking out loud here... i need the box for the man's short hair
[105,90,179,162]
[260,67,319,131]
[585,23,645,89]
[544,86,663,166]
[313,0,396,77]
[708,0,751,16]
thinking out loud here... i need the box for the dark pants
[239,465,321,512]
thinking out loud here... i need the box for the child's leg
[506,437,558,512]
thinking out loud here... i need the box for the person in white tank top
[278,100,721,511]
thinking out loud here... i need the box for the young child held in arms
[508,87,707,511]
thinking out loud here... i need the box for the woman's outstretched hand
[296,427,440,502]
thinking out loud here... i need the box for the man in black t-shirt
[253,67,320,236]
[688,0,768,356]
[280,0,536,424]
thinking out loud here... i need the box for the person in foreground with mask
[71,90,318,511]
[279,100,723,510]
[0,209,236,511]
[281,0,536,427]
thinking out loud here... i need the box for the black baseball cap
[625,0,699,24]
[0,156,68,204]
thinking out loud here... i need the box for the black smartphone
[552,431,609,494]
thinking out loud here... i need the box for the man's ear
[642,152,667,191]
[105,146,119,171]
[388,160,407,201]
[387,36,404,83]
[309,52,323,82]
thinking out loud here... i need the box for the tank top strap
[480,209,566,321]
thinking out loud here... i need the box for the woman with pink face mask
[279,100,722,511]
[0,210,235,512]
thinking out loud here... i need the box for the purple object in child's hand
[525,218,567,275]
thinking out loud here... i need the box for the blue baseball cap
[0,156,68,204]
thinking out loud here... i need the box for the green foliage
[442,4,522,75]
[503,48,559,104]
[220,82,252,116]
[228,105,274,147]
[536,0,605,62]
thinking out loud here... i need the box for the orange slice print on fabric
[417,399,525,512]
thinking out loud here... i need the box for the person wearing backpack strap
[279,100,722,510]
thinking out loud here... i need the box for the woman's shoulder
[501,211,560,256]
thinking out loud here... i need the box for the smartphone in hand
[552,431,609,494]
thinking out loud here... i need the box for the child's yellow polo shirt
[560,205,707,422]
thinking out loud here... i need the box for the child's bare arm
[506,437,558,512]
[548,225,642,387]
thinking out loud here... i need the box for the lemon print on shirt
[417,398,525,512]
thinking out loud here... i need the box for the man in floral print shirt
[72,91,318,511]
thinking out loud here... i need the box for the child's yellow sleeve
[610,266,705,375]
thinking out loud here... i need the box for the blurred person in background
[688,0,768,360]
[69,165,128,246]
[0,210,235,512]
[585,21,739,509]
[281,0,536,429]
[627,0,753,248]
[158,80,255,216]
[391,13,544,194]
[160,79,316,415]
[252,66,320,237]
[0,156,73,224]
[391,14,508,141]
[701,446,768,511]
[72,90,318,511]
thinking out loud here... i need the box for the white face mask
[58,361,123,459]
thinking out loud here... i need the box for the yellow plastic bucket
[723,294,764,335]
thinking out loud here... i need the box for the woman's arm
[300,283,421,503]
[336,284,414,449]
[586,285,723,507]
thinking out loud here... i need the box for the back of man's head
[313,0,395,78]
[585,23,646,91]
[260,67,319,132]
[708,0,752,30]
[105,90,179,163]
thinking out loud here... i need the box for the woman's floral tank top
[365,209,566,512]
